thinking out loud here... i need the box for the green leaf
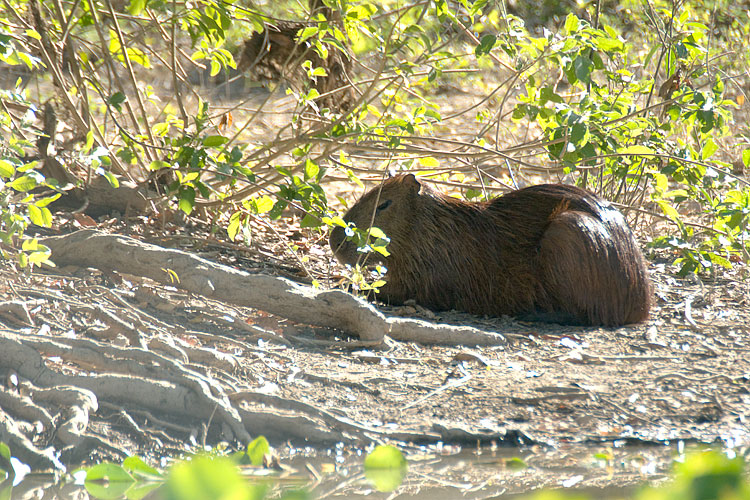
[655,199,680,222]
[254,195,274,214]
[345,169,363,188]
[297,26,318,43]
[178,187,195,214]
[652,172,668,192]
[109,92,126,112]
[304,159,319,181]
[0,443,11,460]
[21,238,40,251]
[742,149,750,167]
[419,157,439,168]
[26,249,53,267]
[127,0,146,15]
[0,160,15,178]
[83,131,95,154]
[202,135,228,147]
[300,214,321,228]
[371,241,390,257]
[166,456,258,500]
[97,169,120,188]
[564,14,580,33]
[596,35,623,52]
[25,29,41,40]
[364,445,407,492]
[368,227,387,240]
[702,138,718,160]
[8,175,38,192]
[227,212,242,241]
[505,457,528,470]
[323,215,346,228]
[475,34,496,56]
[122,456,162,479]
[570,122,587,145]
[210,59,220,77]
[246,436,270,467]
[149,160,171,171]
[126,47,150,68]
[364,445,406,469]
[618,145,655,157]
[85,463,135,483]
[573,55,593,84]
[707,252,731,269]
[28,204,52,227]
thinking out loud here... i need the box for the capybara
[329,174,651,326]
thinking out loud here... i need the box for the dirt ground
[2,205,749,476]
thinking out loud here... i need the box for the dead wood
[0,301,33,326]
[41,230,507,346]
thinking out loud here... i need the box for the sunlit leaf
[203,135,228,147]
[123,456,162,479]
[564,14,579,33]
[0,160,15,178]
[8,175,38,192]
[364,445,407,492]
[246,436,270,466]
[702,138,718,160]
[618,145,655,156]
[127,0,146,15]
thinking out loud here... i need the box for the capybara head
[329,174,424,267]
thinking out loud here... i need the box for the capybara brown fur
[329,174,651,326]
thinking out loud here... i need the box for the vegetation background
[0,0,749,496]
[1,0,748,278]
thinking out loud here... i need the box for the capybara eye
[376,199,392,212]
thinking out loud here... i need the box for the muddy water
[287,441,678,499]
[0,442,689,499]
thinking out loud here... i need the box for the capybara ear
[403,173,421,192]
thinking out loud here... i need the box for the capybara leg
[538,211,648,326]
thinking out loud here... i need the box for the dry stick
[193,51,400,209]
[84,0,142,137]
[24,0,129,177]
[234,1,403,168]
[50,0,91,128]
[400,375,473,411]
[102,0,157,162]
[145,9,203,95]
[169,0,189,127]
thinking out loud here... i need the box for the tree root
[0,230,512,470]
[42,230,507,346]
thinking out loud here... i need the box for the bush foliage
[0,0,748,276]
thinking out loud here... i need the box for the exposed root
[42,230,507,346]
